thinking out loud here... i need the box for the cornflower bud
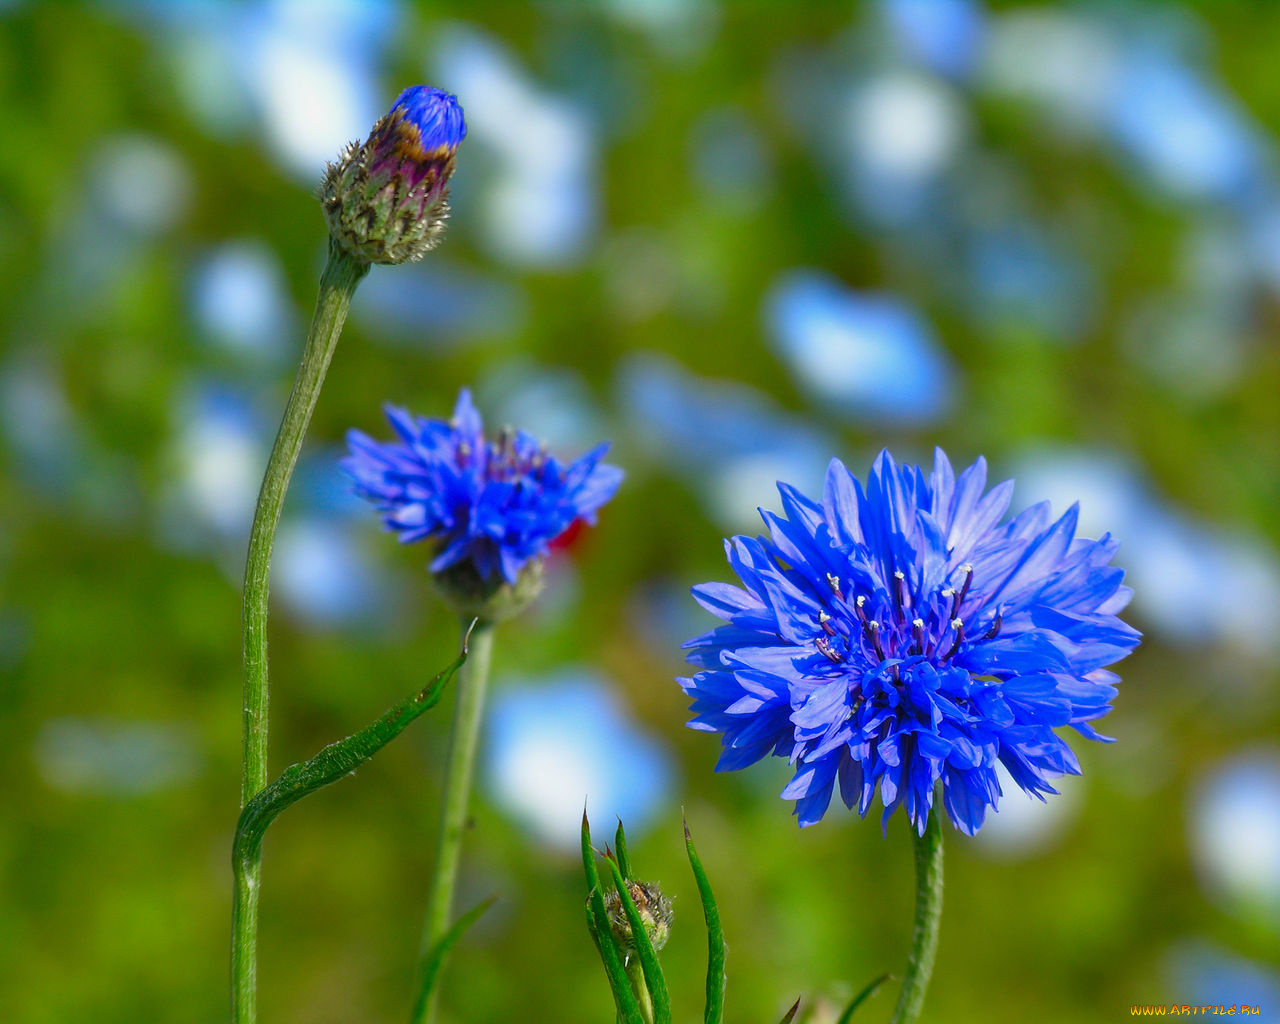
[604,880,674,956]
[320,85,466,265]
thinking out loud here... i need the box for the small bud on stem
[604,880,674,957]
[320,86,466,265]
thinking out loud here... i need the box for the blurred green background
[3,1,1280,1021]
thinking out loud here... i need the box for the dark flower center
[453,428,548,484]
[812,563,1002,671]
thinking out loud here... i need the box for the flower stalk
[232,238,368,1024]
[625,958,656,1024]
[410,618,497,1024]
[888,813,943,1024]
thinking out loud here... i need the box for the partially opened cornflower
[680,449,1140,836]
[321,85,466,265]
[343,388,622,613]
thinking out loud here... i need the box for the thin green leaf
[778,997,802,1023]
[605,852,672,1024]
[836,973,892,1024]
[585,903,641,1024]
[615,819,634,880]
[683,815,726,1024]
[583,813,645,1024]
[409,897,495,1021]
[232,627,474,871]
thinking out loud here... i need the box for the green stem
[232,238,369,1024]
[888,813,944,1024]
[625,957,656,1024]
[410,619,496,1024]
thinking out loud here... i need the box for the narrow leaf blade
[684,816,726,1024]
[615,818,634,880]
[582,813,645,1024]
[233,640,469,869]
[409,897,495,1020]
[778,997,802,1023]
[836,972,892,1024]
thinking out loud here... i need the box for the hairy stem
[232,239,368,1024]
[410,619,496,1024]
[888,813,944,1024]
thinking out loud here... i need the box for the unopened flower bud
[604,880,674,955]
[320,85,466,265]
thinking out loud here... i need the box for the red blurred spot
[549,517,585,552]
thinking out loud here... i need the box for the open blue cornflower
[343,389,622,591]
[680,450,1141,835]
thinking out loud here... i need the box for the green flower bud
[604,880,674,956]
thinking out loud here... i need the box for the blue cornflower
[680,450,1141,835]
[343,389,623,588]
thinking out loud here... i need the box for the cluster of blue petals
[680,450,1141,835]
[344,389,622,584]
[389,85,467,151]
